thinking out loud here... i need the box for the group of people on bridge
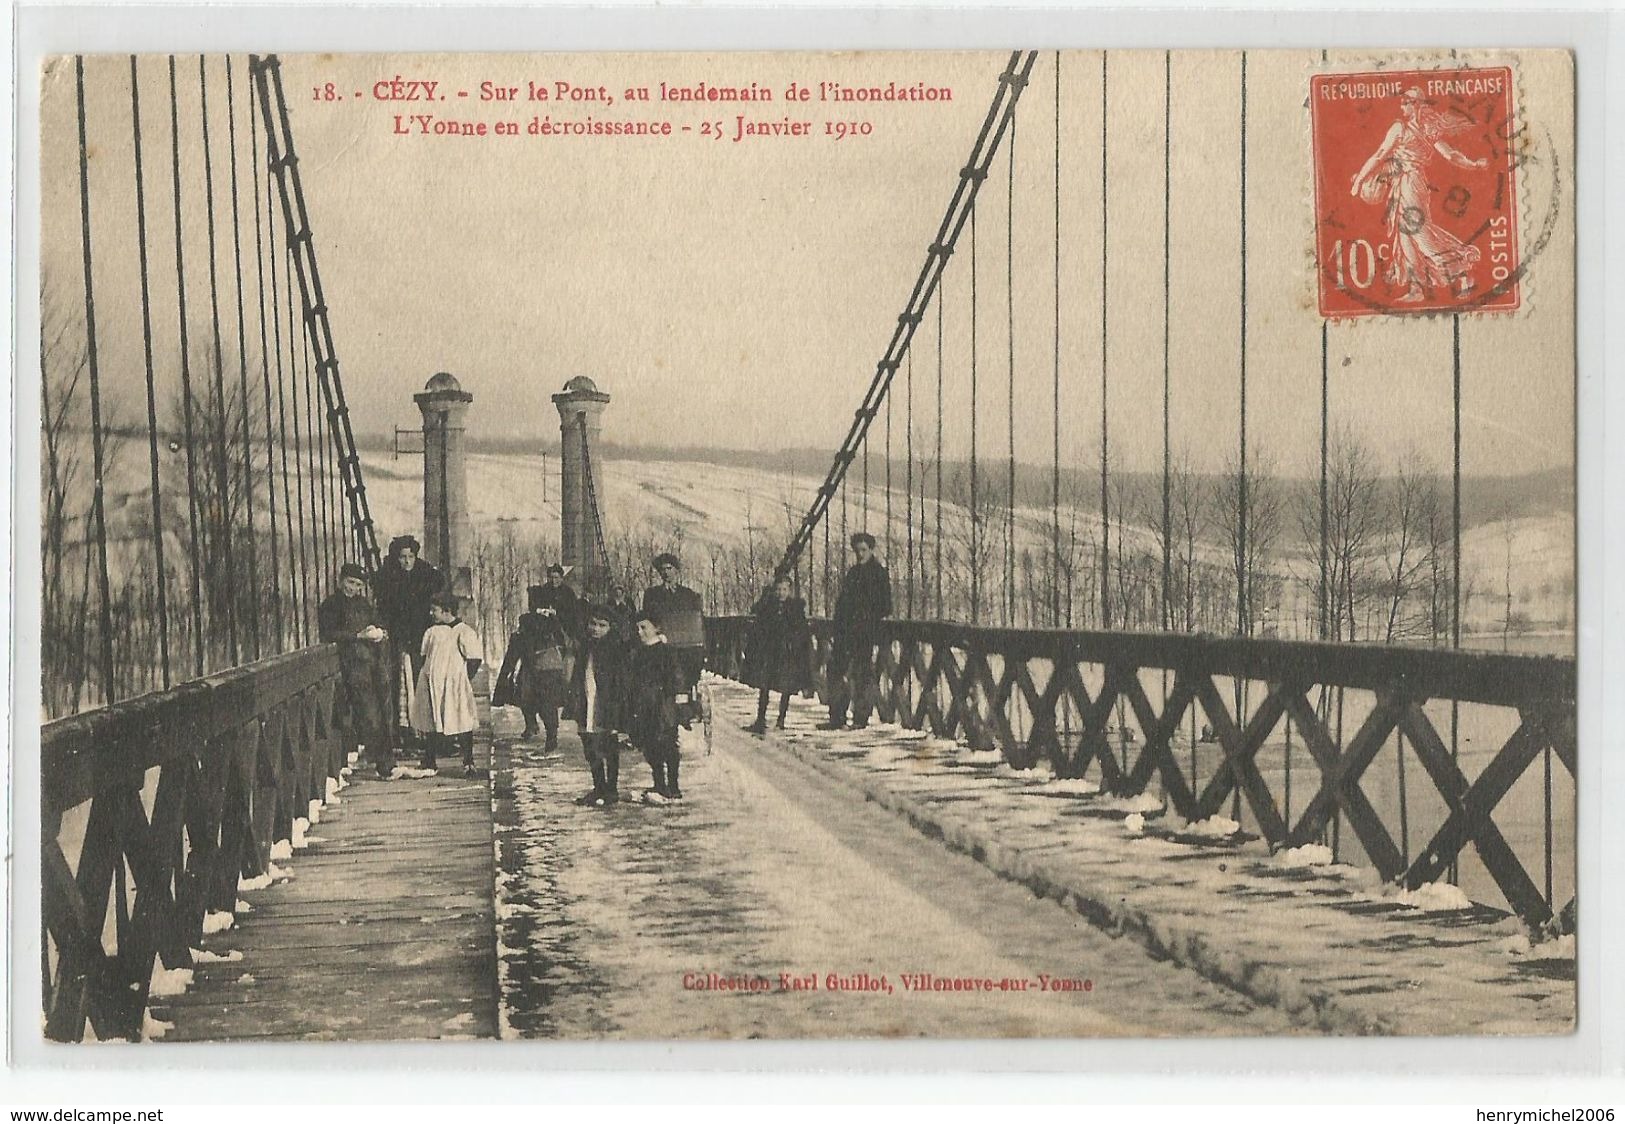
[317,535,485,778]
[315,528,896,808]
[492,552,706,805]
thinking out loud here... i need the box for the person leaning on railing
[318,561,395,781]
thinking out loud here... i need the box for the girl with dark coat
[743,575,811,733]
[624,612,688,803]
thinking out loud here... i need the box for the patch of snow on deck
[1043,777,1101,796]
[201,911,234,934]
[1392,880,1474,911]
[190,947,243,963]
[148,966,194,997]
[1274,843,1335,868]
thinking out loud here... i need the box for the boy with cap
[624,611,689,803]
[317,562,394,779]
[566,604,629,806]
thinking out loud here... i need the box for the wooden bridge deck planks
[153,738,499,1043]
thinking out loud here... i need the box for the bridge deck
[149,681,1573,1042]
[152,744,498,1042]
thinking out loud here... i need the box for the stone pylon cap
[552,375,610,407]
[416,371,473,408]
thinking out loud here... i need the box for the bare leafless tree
[1215,447,1286,637]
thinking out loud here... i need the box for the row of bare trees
[762,424,1525,648]
[41,289,347,718]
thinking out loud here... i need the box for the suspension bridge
[37,50,1576,1043]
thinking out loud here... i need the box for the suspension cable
[283,241,311,644]
[225,55,262,659]
[304,327,328,595]
[1238,51,1250,636]
[969,204,980,624]
[199,55,240,664]
[905,347,914,617]
[75,57,117,704]
[885,384,893,572]
[1162,50,1174,633]
[129,56,172,689]
[1100,51,1111,632]
[1006,109,1017,626]
[250,86,284,650]
[168,56,208,677]
[1052,51,1062,629]
[267,147,302,649]
[935,288,945,619]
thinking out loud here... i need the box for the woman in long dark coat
[743,574,811,733]
[371,535,446,745]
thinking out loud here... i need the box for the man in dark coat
[820,532,893,731]
[744,574,810,733]
[495,582,573,749]
[318,562,394,779]
[641,552,705,706]
[529,563,584,644]
[604,581,638,648]
[371,535,446,748]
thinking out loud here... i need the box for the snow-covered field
[360,448,1574,643]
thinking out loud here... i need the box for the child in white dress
[410,592,485,773]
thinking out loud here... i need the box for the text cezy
[372,77,440,102]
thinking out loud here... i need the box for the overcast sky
[44,50,1574,478]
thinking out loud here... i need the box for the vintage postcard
[34,47,1575,1044]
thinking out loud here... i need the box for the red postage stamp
[1311,66,1520,318]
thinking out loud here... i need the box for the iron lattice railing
[704,617,1576,930]
[41,645,344,1042]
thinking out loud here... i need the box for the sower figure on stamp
[743,573,811,734]
[410,591,484,775]
[566,603,629,807]
[494,583,572,749]
[819,532,892,732]
[1350,87,1488,304]
[372,535,446,753]
[641,552,706,726]
[318,562,395,781]
[625,611,689,804]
